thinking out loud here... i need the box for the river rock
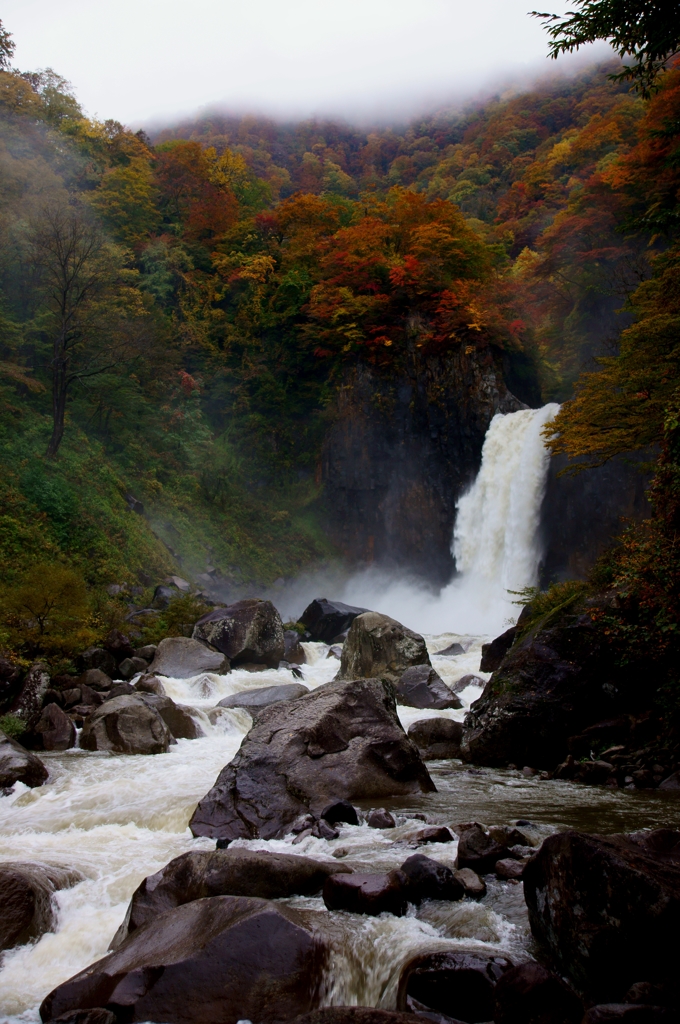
[452,673,486,693]
[117,657,148,680]
[0,729,48,788]
[147,637,230,678]
[461,598,627,768]
[76,648,117,677]
[523,828,680,1001]
[366,808,396,828]
[321,799,359,825]
[113,848,352,945]
[299,599,369,644]
[41,896,328,1024]
[189,677,434,842]
[0,655,23,713]
[399,854,464,903]
[193,599,285,668]
[495,857,525,880]
[493,961,584,1024]
[480,626,517,672]
[10,662,51,727]
[658,771,680,791]
[454,867,486,898]
[337,612,430,685]
[218,683,309,710]
[436,642,465,656]
[284,630,307,665]
[49,1010,116,1024]
[134,645,157,662]
[0,861,83,951]
[456,823,509,872]
[34,703,76,751]
[396,949,513,1021]
[395,665,462,710]
[103,629,135,664]
[134,692,204,740]
[76,669,112,692]
[134,674,167,696]
[80,695,172,754]
[408,718,463,759]
[323,870,408,916]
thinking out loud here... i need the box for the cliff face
[322,344,524,585]
[539,453,651,586]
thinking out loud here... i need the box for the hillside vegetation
[1,20,679,664]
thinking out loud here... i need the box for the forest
[0,15,679,674]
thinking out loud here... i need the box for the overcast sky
[4,1,610,128]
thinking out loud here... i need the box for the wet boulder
[480,626,517,672]
[523,828,680,1001]
[284,630,307,665]
[436,642,465,657]
[135,692,204,740]
[75,669,112,692]
[396,665,462,710]
[461,598,625,769]
[193,599,285,668]
[366,808,396,828]
[148,637,230,678]
[399,854,464,903]
[454,867,486,898]
[0,861,83,952]
[189,677,434,842]
[323,870,408,916]
[408,718,463,759]
[396,949,513,1021]
[113,848,352,946]
[34,704,76,751]
[456,823,509,873]
[40,896,328,1024]
[10,662,51,728]
[299,599,368,645]
[452,673,486,693]
[134,675,167,696]
[337,612,430,685]
[218,683,309,710]
[80,695,172,755]
[493,962,584,1024]
[0,729,48,788]
[320,799,359,826]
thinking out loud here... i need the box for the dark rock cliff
[321,345,524,585]
[539,453,651,586]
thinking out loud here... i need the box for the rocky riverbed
[1,625,679,1023]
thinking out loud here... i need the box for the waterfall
[339,403,560,636]
[447,402,560,632]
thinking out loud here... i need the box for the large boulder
[407,718,463,760]
[0,729,48,788]
[284,630,307,665]
[40,896,328,1024]
[102,629,135,665]
[135,692,204,739]
[480,626,517,672]
[461,598,634,768]
[80,695,172,754]
[147,637,230,678]
[322,870,408,917]
[76,648,117,678]
[399,853,464,903]
[493,962,584,1024]
[396,949,513,1021]
[34,703,76,751]
[523,829,680,1001]
[10,662,51,728]
[0,861,83,951]
[395,665,462,710]
[193,599,285,668]
[299,599,369,644]
[113,848,351,946]
[336,612,430,685]
[456,823,509,873]
[190,677,435,842]
[218,683,309,710]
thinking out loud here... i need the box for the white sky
[3,1,610,128]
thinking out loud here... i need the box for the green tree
[0,19,15,70]
[533,0,680,94]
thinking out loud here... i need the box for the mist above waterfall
[271,404,560,636]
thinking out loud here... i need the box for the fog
[5,0,610,126]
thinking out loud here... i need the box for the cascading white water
[335,403,560,636]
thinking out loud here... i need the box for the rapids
[1,405,677,1020]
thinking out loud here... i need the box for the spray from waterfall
[336,403,560,636]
